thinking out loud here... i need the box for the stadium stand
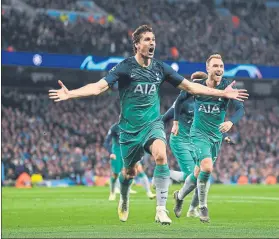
[2,88,279,185]
[2,0,279,64]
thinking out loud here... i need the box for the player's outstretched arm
[49,79,109,102]
[178,79,249,102]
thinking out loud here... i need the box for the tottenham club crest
[156,72,160,81]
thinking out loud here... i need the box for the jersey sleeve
[162,107,174,124]
[104,60,129,87]
[162,62,184,87]
[103,128,113,154]
[229,100,245,124]
[226,79,245,124]
[174,91,190,121]
[103,124,118,154]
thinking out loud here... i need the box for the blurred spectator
[3,168,17,186]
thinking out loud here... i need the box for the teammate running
[173,54,245,223]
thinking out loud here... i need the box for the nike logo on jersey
[131,73,136,78]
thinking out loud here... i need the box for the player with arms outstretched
[173,54,245,223]
[49,25,248,225]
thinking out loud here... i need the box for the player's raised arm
[48,79,109,102]
[162,62,248,102]
[49,59,127,102]
[178,79,248,102]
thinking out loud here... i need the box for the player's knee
[200,158,213,173]
[203,167,213,173]
[153,152,167,164]
[124,167,137,178]
[150,139,167,164]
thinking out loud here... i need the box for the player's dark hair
[191,71,208,81]
[132,25,153,54]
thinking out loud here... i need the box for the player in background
[49,25,248,225]
[173,54,245,223]
[104,123,156,201]
[162,71,235,218]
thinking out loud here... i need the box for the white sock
[189,188,199,211]
[170,170,186,182]
[139,174,152,194]
[154,177,170,207]
[178,174,197,200]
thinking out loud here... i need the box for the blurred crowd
[1,8,130,56]
[214,98,279,184]
[2,88,279,186]
[2,0,279,65]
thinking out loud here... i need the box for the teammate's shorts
[169,134,196,176]
[191,136,222,167]
[119,120,166,168]
[110,143,123,174]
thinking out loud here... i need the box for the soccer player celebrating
[104,123,156,200]
[163,71,236,218]
[163,71,233,216]
[173,54,245,223]
[162,71,207,185]
[49,25,248,225]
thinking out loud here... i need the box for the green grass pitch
[2,185,279,238]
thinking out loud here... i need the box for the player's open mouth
[215,72,222,76]
[149,47,155,54]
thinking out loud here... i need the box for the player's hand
[219,121,233,133]
[110,154,116,160]
[171,121,179,136]
[48,80,70,102]
[224,136,236,145]
[225,80,236,91]
[224,81,249,102]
